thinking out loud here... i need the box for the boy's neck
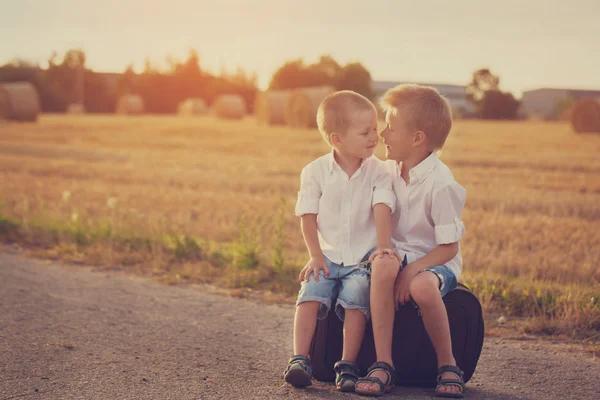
[398,150,433,183]
[333,149,363,178]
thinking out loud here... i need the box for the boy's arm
[394,242,459,307]
[402,242,458,273]
[406,181,465,272]
[295,164,329,280]
[298,214,329,281]
[369,163,400,261]
[373,203,393,249]
[394,182,465,306]
[300,214,324,260]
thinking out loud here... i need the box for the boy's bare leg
[341,309,367,362]
[355,255,400,392]
[410,272,460,394]
[293,301,321,356]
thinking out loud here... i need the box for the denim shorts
[399,255,458,313]
[296,250,374,321]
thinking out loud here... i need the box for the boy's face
[334,108,378,159]
[380,108,417,162]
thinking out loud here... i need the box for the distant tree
[126,49,257,114]
[479,90,520,119]
[117,65,137,95]
[336,62,373,99]
[269,59,331,90]
[316,55,342,79]
[467,68,520,120]
[467,68,500,102]
[2,47,256,114]
[269,55,373,99]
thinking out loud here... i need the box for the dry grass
[1,115,599,338]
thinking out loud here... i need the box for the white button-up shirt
[295,152,395,266]
[385,153,466,279]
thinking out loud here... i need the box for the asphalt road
[1,253,598,400]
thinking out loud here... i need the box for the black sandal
[355,361,396,397]
[435,365,465,398]
[283,355,313,388]
[334,360,360,392]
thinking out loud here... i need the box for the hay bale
[0,88,10,120]
[254,90,290,125]
[116,95,144,115]
[571,98,600,133]
[177,98,208,115]
[0,82,40,122]
[284,86,335,128]
[212,94,247,119]
[67,103,86,114]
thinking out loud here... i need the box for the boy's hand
[394,263,420,310]
[368,248,402,263]
[299,256,329,282]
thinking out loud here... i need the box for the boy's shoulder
[302,153,332,174]
[427,157,465,195]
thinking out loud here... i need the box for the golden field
[0,115,599,338]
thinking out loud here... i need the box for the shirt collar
[408,152,438,183]
[327,150,370,174]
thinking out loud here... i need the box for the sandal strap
[437,365,464,387]
[285,355,312,375]
[438,380,464,387]
[365,361,396,385]
[437,365,463,382]
[288,355,311,365]
[334,360,360,376]
[334,360,359,384]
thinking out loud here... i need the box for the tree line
[0,49,521,119]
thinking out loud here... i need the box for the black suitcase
[310,283,484,387]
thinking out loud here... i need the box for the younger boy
[355,84,467,398]
[284,90,396,392]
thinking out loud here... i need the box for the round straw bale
[116,94,144,115]
[254,90,290,125]
[284,85,335,128]
[67,103,86,114]
[177,98,208,115]
[212,94,247,119]
[0,82,40,122]
[571,98,600,133]
[0,87,10,120]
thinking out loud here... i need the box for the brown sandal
[435,365,465,398]
[334,360,360,392]
[355,361,396,397]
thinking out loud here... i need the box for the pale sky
[2,0,599,96]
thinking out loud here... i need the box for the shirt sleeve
[371,164,396,214]
[294,165,322,216]
[431,182,466,244]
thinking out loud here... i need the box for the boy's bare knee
[409,273,440,306]
[370,257,400,286]
[297,301,322,311]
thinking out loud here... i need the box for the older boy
[284,90,396,392]
[355,85,467,398]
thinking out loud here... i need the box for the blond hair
[380,84,452,150]
[317,90,376,145]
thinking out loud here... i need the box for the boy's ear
[331,133,341,146]
[413,130,426,146]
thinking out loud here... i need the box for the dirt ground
[1,252,598,400]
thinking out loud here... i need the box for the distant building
[521,88,600,119]
[372,81,476,118]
